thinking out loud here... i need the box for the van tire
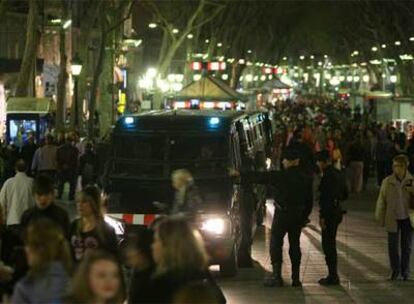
[220,246,238,277]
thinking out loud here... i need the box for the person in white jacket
[0,159,35,226]
[375,154,414,281]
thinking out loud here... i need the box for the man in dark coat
[316,150,348,285]
[21,176,70,237]
[234,148,313,287]
[20,135,37,176]
[56,136,79,200]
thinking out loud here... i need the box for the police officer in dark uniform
[316,150,348,285]
[234,148,313,287]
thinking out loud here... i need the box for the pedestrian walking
[3,144,19,181]
[375,154,414,280]
[11,219,72,304]
[0,160,35,264]
[66,250,126,304]
[346,136,365,193]
[20,136,37,176]
[0,160,34,226]
[79,143,98,188]
[69,186,118,262]
[170,169,202,215]
[316,150,348,285]
[31,135,57,180]
[57,135,79,201]
[20,176,70,237]
[375,131,393,186]
[142,217,225,303]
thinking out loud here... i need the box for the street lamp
[71,54,83,129]
[63,19,72,29]
[148,23,157,29]
[381,44,387,49]
[217,42,223,47]
[187,34,194,39]
[395,41,401,46]
[371,46,378,52]
[172,28,179,34]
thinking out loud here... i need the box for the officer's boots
[318,262,340,286]
[291,264,302,287]
[264,263,284,287]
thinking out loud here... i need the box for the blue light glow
[124,117,134,125]
[209,117,220,126]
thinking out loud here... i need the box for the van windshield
[169,136,226,161]
[114,135,165,160]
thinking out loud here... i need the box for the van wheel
[220,246,238,277]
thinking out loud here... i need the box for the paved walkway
[218,182,414,304]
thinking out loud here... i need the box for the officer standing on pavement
[233,148,313,287]
[316,150,348,285]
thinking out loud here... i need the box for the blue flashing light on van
[124,116,135,128]
[208,117,220,128]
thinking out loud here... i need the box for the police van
[103,110,272,276]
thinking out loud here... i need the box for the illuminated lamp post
[71,54,83,129]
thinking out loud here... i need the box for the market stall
[167,75,247,110]
[259,78,292,106]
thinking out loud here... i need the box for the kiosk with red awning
[167,75,247,110]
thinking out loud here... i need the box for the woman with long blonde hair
[137,217,225,303]
[69,186,118,262]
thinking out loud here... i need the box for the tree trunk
[0,0,9,25]
[98,50,114,137]
[15,0,40,97]
[70,2,102,129]
[230,63,245,89]
[88,29,107,138]
[56,28,67,131]
[399,63,414,96]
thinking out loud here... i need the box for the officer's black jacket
[239,166,313,220]
[319,165,348,219]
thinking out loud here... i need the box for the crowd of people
[0,94,413,302]
[0,132,99,198]
[269,96,414,191]
[263,95,414,285]
[0,172,225,303]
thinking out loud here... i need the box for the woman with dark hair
[12,219,72,304]
[142,217,225,303]
[69,186,118,262]
[66,250,126,304]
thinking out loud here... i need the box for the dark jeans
[270,211,302,268]
[238,187,255,264]
[57,170,77,200]
[377,160,392,186]
[37,170,56,181]
[388,218,413,277]
[322,216,342,277]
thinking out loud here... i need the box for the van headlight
[201,217,229,235]
[104,215,125,235]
